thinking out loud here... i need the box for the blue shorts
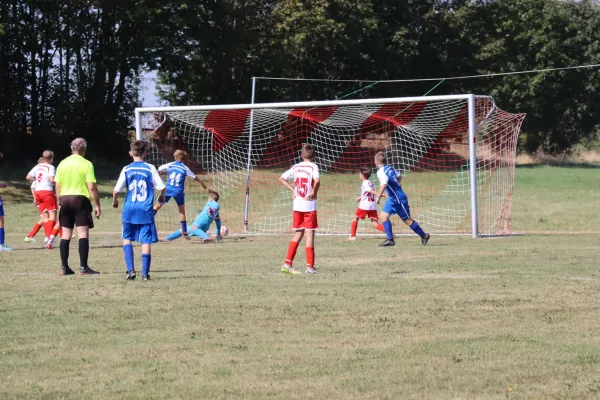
[122,222,158,244]
[0,196,4,217]
[163,193,185,206]
[382,199,411,220]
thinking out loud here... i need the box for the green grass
[1,165,600,399]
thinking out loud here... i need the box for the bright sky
[139,70,164,107]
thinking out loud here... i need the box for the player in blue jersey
[0,152,11,252]
[153,150,207,239]
[113,141,166,281]
[165,190,222,242]
[374,152,430,247]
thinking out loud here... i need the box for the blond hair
[374,152,386,165]
[174,150,186,161]
[42,150,54,163]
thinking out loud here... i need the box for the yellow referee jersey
[55,155,96,200]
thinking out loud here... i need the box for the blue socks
[123,244,134,272]
[181,221,188,233]
[166,230,182,241]
[409,221,426,238]
[0,227,4,245]
[190,228,208,239]
[124,244,151,276]
[383,220,394,240]
[142,253,151,276]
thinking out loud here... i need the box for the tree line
[1,0,599,163]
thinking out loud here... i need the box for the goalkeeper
[165,190,222,242]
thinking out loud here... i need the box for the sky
[139,70,164,107]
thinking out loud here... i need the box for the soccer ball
[220,226,229,236]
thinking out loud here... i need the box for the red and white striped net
[144,96,524,236]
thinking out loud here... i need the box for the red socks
[350,221,358,237]
[43,221,54,238]
[28,223,42,238]
[51,226,60,238]
[285,241,300,266]
[351,221,384,236]
[306,247,315,268]
[285,241,315,269]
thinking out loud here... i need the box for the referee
[55,138,101,275]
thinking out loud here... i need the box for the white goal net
[137,95,525,237]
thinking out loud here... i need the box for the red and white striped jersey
[281,161,320,212]
[358,180,377,211]
[28,163,55,192]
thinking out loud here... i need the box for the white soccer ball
[220,226,229,236]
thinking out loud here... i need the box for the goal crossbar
[134,94,473,114]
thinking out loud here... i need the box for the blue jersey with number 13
[114,161,165,224]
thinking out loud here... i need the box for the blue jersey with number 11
[114,161,166,224]
[158,161,196,197]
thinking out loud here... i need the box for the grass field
[1,165,600,399]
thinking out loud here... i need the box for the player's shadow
[14,244,125,252]
[188,236,249,245]
[150,269,186,273]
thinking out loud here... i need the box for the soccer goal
[135,95,525,238]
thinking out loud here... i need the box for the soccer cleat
[182,232,191,241]
[142,274,151,281]
[24,236,36,243]
[281,264,301,275]
[347,236,356,241]
[305,266,320,274]
[126,270,137,280]
[60,266,75,275]
[378,239,395,247]
[78,266,100,275]
[422,233,430,246]
[43,237,49,244]
[202,238,214,243]
[45,239,54,250]
[0,244,12,252]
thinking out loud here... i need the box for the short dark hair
[301,144,315,161]
[374,152,386,165]
[359,165,371,179]
[208,190,220,202]
[130,140,146,157]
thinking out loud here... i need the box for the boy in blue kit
[374,152,430,247]
[153,150,207,239]
[165,190,222,242]
[113,141,166,281]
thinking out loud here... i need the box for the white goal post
[135,95,525,238]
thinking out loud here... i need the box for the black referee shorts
[59,195,94,229]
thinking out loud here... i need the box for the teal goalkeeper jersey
[194,200,220,228]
